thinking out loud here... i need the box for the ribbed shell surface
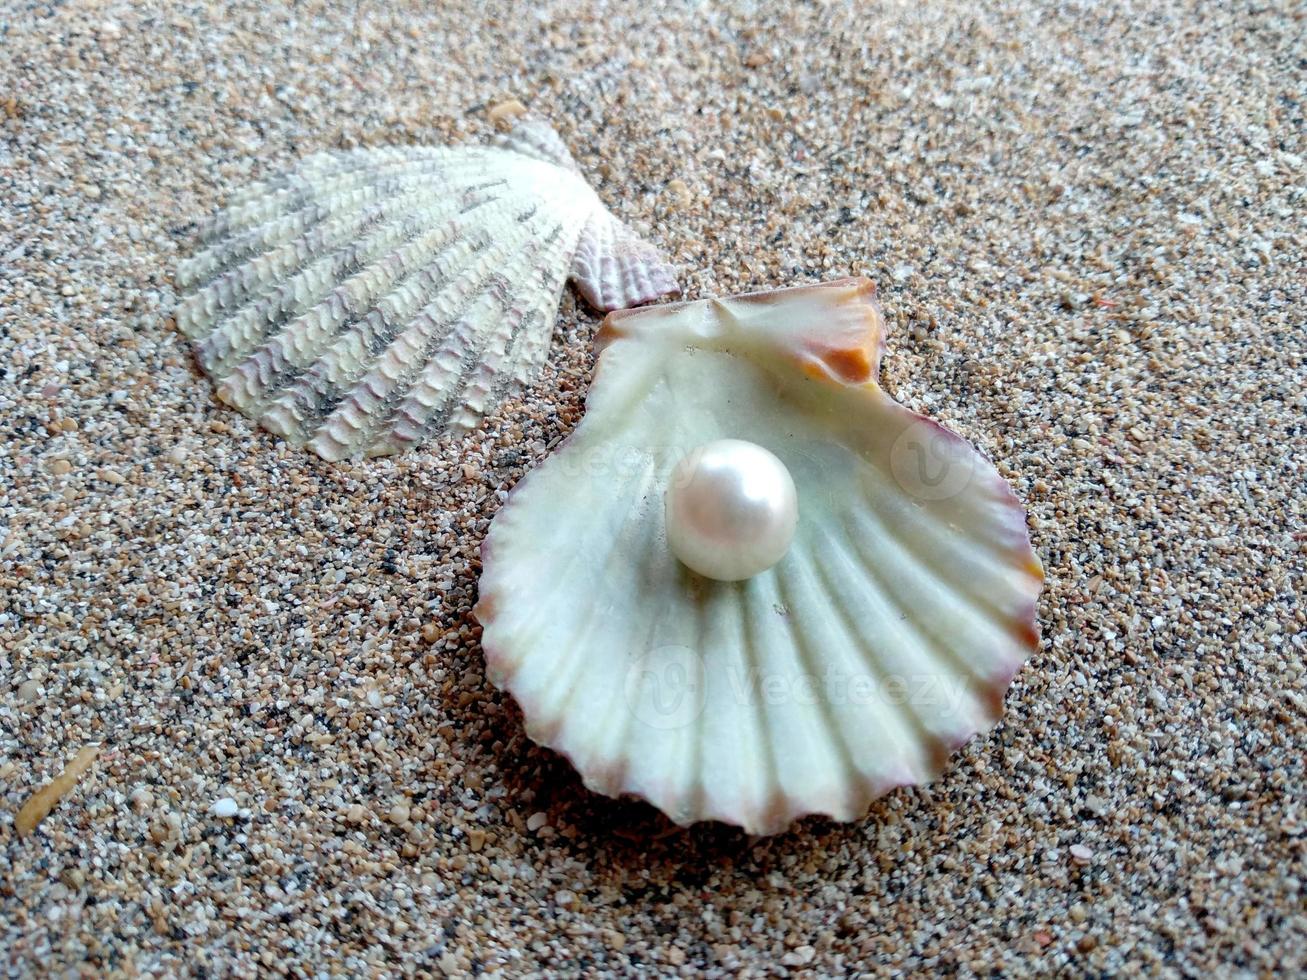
[475,279,1044,835]
[174,118,676,459]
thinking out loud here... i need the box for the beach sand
[1,0,1302,973]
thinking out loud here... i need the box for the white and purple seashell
[174,110,677,459]
[475,279,1044,835]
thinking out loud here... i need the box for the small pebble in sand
[664,178,692,208]
[782,945,816,966]
[209,797,238,818]
[150,813,180,845]
[487,98,528,128]
[14,746,100,836]
[129,786,153,812]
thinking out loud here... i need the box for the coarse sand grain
[1,1,1303,974]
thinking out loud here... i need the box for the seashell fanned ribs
[476,278,1044,835]
[174,116,677,460]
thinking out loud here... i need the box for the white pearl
[664,439,799,582]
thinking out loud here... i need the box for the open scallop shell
[475,278,1043,835]
[174,115,676,459]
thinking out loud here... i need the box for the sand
[1,0,1303,974]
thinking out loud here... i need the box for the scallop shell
[174,116,677,459]
[475,278,1043,835]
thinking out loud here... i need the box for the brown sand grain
[1,0,1302,974]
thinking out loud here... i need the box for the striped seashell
[174,115,677,460]
[475,279,1044,835]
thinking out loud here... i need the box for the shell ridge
[754,567,860,820]
[735,579,790,833]
[210,234,407,387]
[193,207,432,374]
[378,304,506,450]
[570,209,676,312]
[180,206,322,292]
[218,148,390,211]
[249,199,520,418]
[786,539,934,787]
[769,559,866,817]
[667,386,803,825]
[374,258,532,440]
[841,509,1029,700]
[509,220,590,373]
[530,472,660,730]
[568,580,682,800]
[181,118,678,457]
[855,460,1036,625]
[452,227,573,430]
[478,458,658,746]
[261,230,509,444]
[308,224,543,458]
[253,194,533,440]
[667,591,710,826]
[492,453,657,653]
[457,218,580,430]
[186,169,509,297]
[697,579,780,829]
[193,162,509,298]
[198,147,488,245]
[190,188,387,294]
[200,197,499,385]
[808,530,971,768]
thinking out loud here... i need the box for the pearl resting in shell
[475,279,1044,835]
[174,116,677,459]
[665,439,799,582]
